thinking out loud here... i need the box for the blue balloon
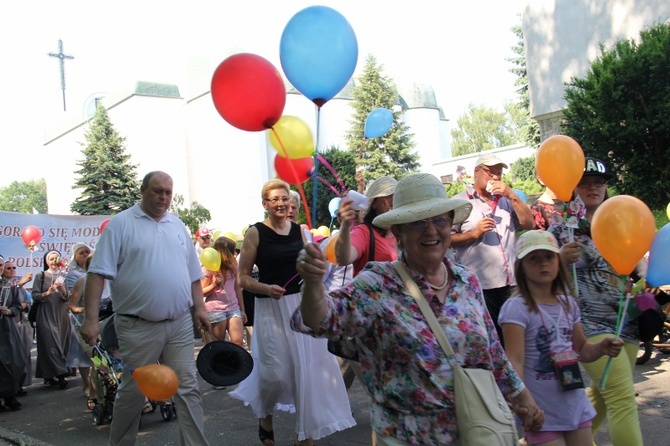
[364,108,394,139]
[513,189,527,204]
[647,223,670,287]
[280,6,358,107]
[328,197,341,218]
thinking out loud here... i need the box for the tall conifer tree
[71,106,140,215]
[345,55,419,182]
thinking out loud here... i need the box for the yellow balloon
[200,247,221,271]
[223,232,236,241]
[317,226,330,237]
[269,115,315,159]
[666,202,670,220]
[212,230,222,241]
[591,195,656,275]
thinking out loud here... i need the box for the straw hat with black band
[373,173,471,229]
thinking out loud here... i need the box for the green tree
[298,146,357,228]
[508,155,537,182]
[0,179,47,213]
[71,106,140,215]
[169,194,211,235]
[507,22,541,148]
[345,55,419,183]
[562,23,670,211]
[450,103,522,156]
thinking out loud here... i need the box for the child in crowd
[499,230,623,446]
[200,236,246,347]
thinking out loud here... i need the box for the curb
[0,427,53,446]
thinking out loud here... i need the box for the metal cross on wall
[48,39,74,111]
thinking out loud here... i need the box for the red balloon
[21,225,42,246]
[99,219,110,234]
[274,155,313,185]
[211,53,286,132]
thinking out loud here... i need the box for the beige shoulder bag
[393,261,518,446]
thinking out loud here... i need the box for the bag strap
[393,261,461,369]
[366,223,376,262]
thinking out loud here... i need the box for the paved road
[0,341,668,445]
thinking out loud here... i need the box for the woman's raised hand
[296,243,327,284]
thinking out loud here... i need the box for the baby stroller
[90,314,122,425]
[90,314,177,425]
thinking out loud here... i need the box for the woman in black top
[231,179,354,446]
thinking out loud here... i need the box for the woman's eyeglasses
[576,179,606,189]
[406,217,452,232]
[264,197,290,204]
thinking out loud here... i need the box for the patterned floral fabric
[291,257,524,446]
[530,199,563,231]
[548,223,638,342]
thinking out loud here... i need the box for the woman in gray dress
[1,260,32,395]
[0,256,28,410]
[32,250,71,389]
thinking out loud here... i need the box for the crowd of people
[0,156,651,446]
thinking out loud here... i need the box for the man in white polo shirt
[81,171,211,446]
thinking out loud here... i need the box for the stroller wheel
[160,403,174,421]
[92,404,105,425]
[636,340,653,365]
[105,402,114,422]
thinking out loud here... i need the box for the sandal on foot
[258,423,274,446]
[87,398,97,411]
[141,401,155,415]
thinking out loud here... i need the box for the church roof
[396,81,439,110]
[131,81,181,98]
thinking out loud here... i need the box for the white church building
[43,72,469,233]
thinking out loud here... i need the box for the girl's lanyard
[537,299,571,355]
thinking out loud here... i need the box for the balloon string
[316,155,347,195]
[357,138,368,166]
[311,107,322,226]
[329,216,335,232]
[282,272,301,289]
[599,275,630,390]
[269,128,313,229]
[316,176,342,197]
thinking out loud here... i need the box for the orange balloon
[133,364,178,402]
[325,234,338,264]
[535,135,585,202]
[591,195,656,275]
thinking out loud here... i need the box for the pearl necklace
[405,260,450,290]
[426,262,450,290]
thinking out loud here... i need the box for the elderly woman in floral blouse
[292,173,544,446]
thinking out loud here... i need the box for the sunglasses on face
[479,166,503,178]
[405,216,453,232]
[4,267,16,270]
